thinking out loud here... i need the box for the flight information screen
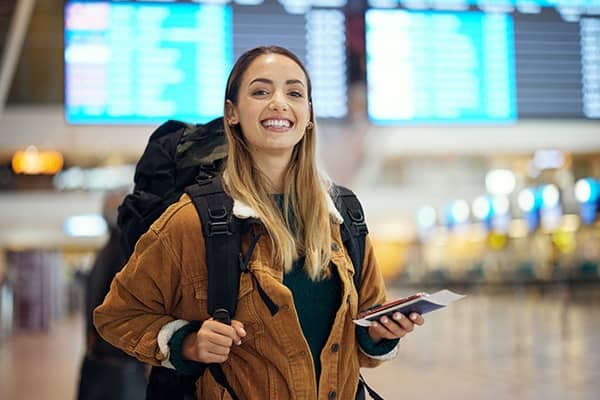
[365,0,600,124]
[64,0,348,124]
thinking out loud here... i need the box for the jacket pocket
[190,273,264,340]
[190,272,253,301]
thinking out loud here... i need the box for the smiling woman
[226,53,312,186]
[94,46,424,400]
[222,47,325,278]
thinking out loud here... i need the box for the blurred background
[0,0,599,399]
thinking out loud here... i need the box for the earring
[306,121,313,130]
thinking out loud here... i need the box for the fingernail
[410,313,418,321]
[237,340,242,345]
[371,322,378,327]
[393,313,402,321]
[241,328,247,336]
[381,316,388,323]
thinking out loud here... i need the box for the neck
[252,151,293,193]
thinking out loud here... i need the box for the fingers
[370,315,406,340]
[370,312,424,341]
[204,319,246,344]
[410,312,425,326]
[231,320,247,344]
[192,319,246,364]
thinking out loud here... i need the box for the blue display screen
[366,2,600,123]
[64,1,349,125]
[64,2,232,124]
[366,9,517,124]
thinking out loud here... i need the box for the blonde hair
[223,46,332,280]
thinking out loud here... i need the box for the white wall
[1,105,598,156]
[0,105,598,247]
[0,191,107,249]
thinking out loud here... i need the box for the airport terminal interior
[1,0,599,399]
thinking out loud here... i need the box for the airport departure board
[366,0,600,124]
[64,0,348,124]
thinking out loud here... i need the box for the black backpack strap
[185,176,241,400]
[334,185,368,290]
[185,176,242,320]
[146,366,196,400]
[356,374,384,400]
[334,188,384,400]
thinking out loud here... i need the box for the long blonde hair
[223,46,332,280]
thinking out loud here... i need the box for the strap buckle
[348,209,368,236]
[213,308,231,325]
[208,206,232,236]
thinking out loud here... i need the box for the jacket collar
[232,196,344,224]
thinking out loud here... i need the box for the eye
[251,89,269,96]
[288,90,304,98]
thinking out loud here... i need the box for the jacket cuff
[356,326,400,360]
[168,321,206,376]
[157,319,190,368]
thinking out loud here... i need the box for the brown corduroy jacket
[94,194,394,399]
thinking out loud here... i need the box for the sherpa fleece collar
[232,195,344,224]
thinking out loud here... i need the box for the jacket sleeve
[93,226,185,366]
[356,234,399,367]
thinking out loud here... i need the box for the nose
[268,91,289,111]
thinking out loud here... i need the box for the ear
[225,100,239,126]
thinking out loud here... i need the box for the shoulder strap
[333,185,369,291]
[335,189,385,400]
[185,176,241,323]
[184,176,241,400]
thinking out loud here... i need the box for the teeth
[263,119,290,128]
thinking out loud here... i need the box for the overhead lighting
[11,145,64,175]
[485,169,516,196]
[64,215,107,237]
[541,184,560,209]
[532,149,565,170]
[492,196,510,216]
[416,205,437,230]
[574,177,598,204]
[472,195,492,221]
[450,200,470,225]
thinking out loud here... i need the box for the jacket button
[331,343,339,353]
[328,391,337,400]
[331,242,339,251]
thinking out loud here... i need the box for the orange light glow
[11,146,64,175]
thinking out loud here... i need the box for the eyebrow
[249,78,305,87]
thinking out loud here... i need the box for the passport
[353,289,466,327]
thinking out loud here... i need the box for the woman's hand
[368,312,424,343]
[182,318,247,363]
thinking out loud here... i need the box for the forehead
[241,53,307,86]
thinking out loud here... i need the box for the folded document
[353,289,466,327]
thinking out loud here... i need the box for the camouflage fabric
[176,119,228,170]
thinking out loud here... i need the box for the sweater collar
[232,196,344,224]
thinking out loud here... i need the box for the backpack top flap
[132,117,226,196]
[175,117,227,172]
[133,120,190,197]
[118,117,226,256]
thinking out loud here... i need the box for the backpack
[118,118,377,400]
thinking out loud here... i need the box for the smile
[261,119,293,129]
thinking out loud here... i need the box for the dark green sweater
[283,256,340,381]
[276,195,398,384]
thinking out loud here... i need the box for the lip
[260,117,294,131]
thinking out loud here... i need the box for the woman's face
[227,53,311,161]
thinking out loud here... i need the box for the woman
[94,46,424,399]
